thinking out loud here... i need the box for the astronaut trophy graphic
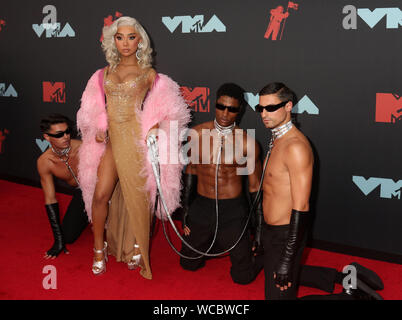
[264,1,299,40]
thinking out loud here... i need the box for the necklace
[271,120,293,140]
[214,119,235,137]
[51,145,80,187]
[51,146,71,157]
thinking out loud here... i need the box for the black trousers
[61,188,89,244]
[262,222,353,300]
[180,194,263,285]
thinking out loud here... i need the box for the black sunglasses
[255,100,290,113]
[46,127,72,138]
[216,103,240,113]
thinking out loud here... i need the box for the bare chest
[263,145,290,185]
[196,133,247,166]
[49,153,79,185]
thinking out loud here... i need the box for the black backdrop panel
[0,0,401,258]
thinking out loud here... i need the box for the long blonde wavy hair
[101,16,153,70]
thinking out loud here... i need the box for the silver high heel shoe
[92,241,108,275]
[127,244,142,270]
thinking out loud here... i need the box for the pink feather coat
[76,68,191,222]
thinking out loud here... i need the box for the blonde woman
[77,16,190,279]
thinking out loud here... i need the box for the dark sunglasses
[255,100,290,113]
[46,127,72,138]
[215,103,240,113]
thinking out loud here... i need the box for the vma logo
[0,129,9,154]
[264,1,299,40]
[181,87,210,112]
[0,19,6,32]
[244,92,319,115]
[43,82,65,103]
[376,93,402,124]
[100,11,123,42]
[343,6,402,29]
[162,15,226,33]
[32,5,75,38]
[353,176,402,200]
[0,83,18,97]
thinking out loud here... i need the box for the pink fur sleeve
[76,68,107,221]
[139,73,191,219]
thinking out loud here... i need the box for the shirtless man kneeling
[37,114,88,259]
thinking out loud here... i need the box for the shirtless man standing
[37,114,88,259]
[179,83,264,284]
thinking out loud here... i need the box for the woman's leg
[92,142,118,259]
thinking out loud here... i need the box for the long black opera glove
[45,203,68,257]
[275,209,311,287]
[182,173,198,230]
[249,191,264,255]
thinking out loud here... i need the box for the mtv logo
[293,95,319,115]
[43,82,65,103]
[375,93,402,123]
[36,139,50,153]
[0,83,18,97]
[162,15,226,33]
[353,176,402,199]
[180,87,210,112]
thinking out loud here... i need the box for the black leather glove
[182,173,198,230]
[275,209,310,287]
[45,203,68,257]
[249,191,264,255]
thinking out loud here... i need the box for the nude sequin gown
[104,68,152,279]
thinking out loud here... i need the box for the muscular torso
[262,127,313,225]
[188,121,253,199]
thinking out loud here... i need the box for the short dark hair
[216,83,245,104]
[216,83,246,123]
[40,114,73,133]
[259,82,297,105]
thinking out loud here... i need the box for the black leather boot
[45,203,68,257]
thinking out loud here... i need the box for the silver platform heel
[127,244,142,270]
[92,241,108,275]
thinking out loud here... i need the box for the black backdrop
[0,0,401,262]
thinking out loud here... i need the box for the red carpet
[0,179,401,300]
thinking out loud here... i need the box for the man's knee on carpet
[180,257,206,271]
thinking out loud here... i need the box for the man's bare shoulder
[37,149,55,173]
[283,131,313,165]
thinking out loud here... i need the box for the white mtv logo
[162,15,226,33]
[343,6,402,29]
[353,176,402,199]
[244,93,319,114]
